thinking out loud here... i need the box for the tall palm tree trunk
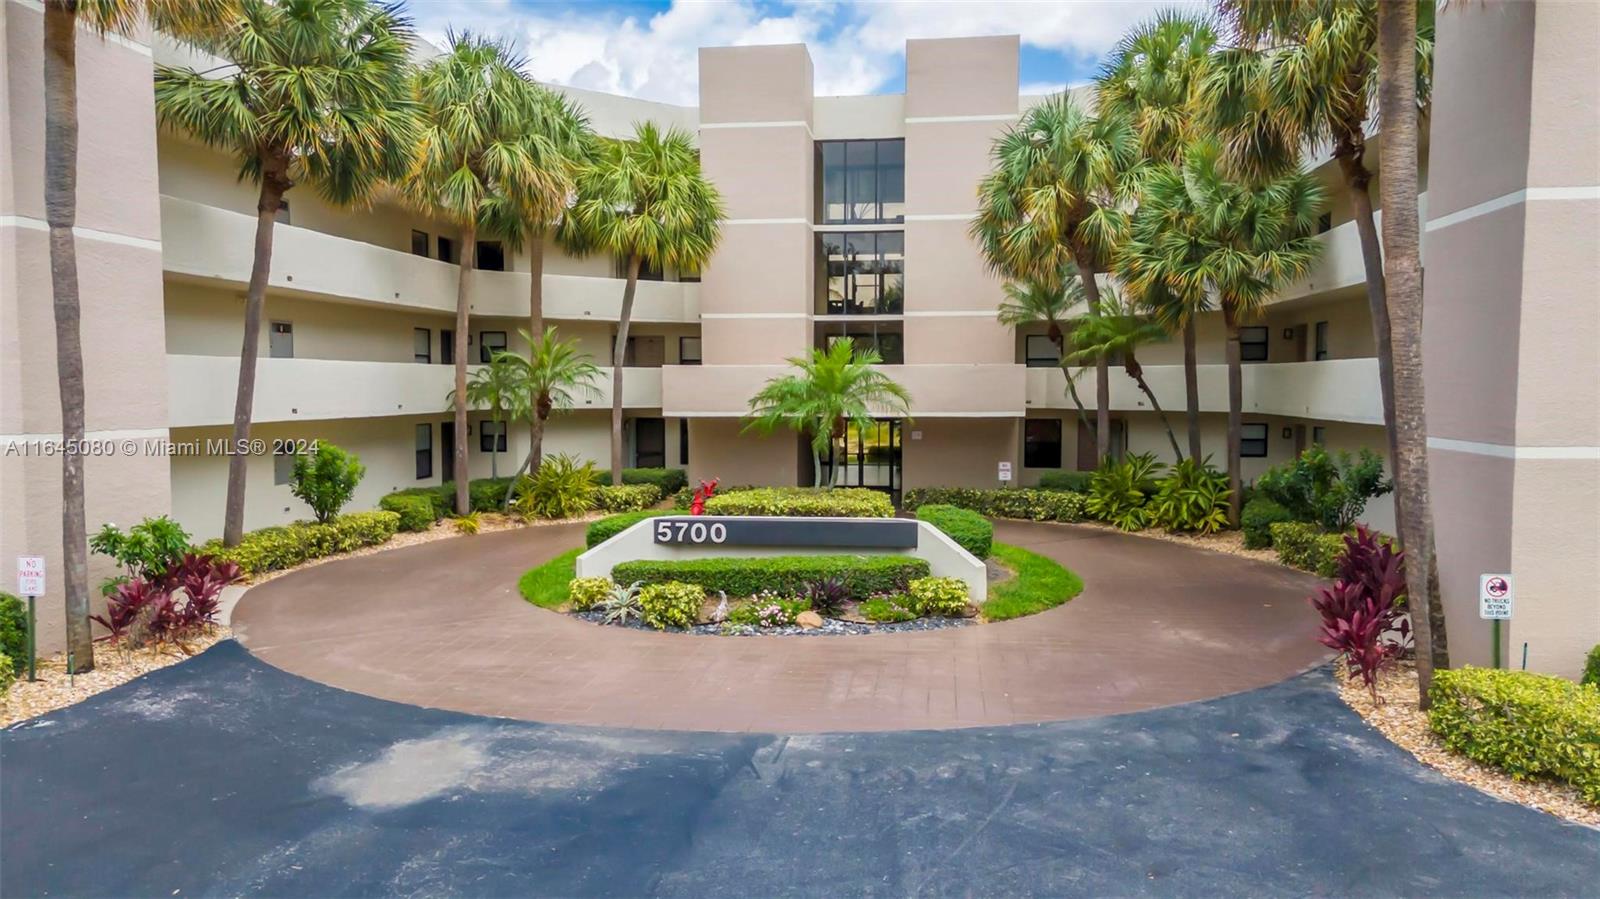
[1072,254,1111,461]
[488,416,499,479]
[611,255,641,486]
[1125,355,1183,462]
[1183,318,1202,461]
[452,228,475,515]
[1377,0,1446,705]
[527,235,544,463]
[1050,330,1095,450]
[1223,304,1244,526]
[222,159,289,546]
[43,0,93,671]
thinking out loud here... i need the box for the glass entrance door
[825,420,901,497]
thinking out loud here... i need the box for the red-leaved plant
[92,553,240,646]
[1309,525,1412,701]
[689,478,720,516]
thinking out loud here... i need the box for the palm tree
[41,0,233,672]
[494,326,602,508]
[156,0,417,545]
[402,34,542,514]
[1376,0,1446,703]
[972,94,1139,460]
[997,276,1096,441]
[1134,140,1326,523]
[1203,0,1435,520]
[745,340,913,488]
[1064,292,1184,463]
[1097,9,1219,461]
[567,123,725,486]
[447,355,521,479]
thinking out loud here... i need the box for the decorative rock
[795,611,824,629]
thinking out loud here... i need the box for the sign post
[16,556,44,682]
[1478,573,1514,669]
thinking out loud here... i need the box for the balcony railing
[1277,192,1429,304]
[159,196,699,322]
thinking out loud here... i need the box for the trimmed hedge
[1584,645,1600,688]
[1270,521,1344,576]
[202,511,399,577]
[586,509,674,548]
[610,554,929,599]
[380,493,437,532]
[903,487,1085,523]
[1037,471,1094,493]
[1428,667,1600,805]
[1241,495,1295,549]
[593,484,663,513]
[703,487,895,518]
[592,467,688,495]
[915,504,993,559]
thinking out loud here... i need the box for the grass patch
[518,547,581,609]
[982,542,1084,621]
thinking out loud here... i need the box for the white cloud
[402,0,1202,105]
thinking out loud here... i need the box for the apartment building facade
[2,0,1595,677]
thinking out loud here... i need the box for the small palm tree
[1064,292,1184,463]
[996,277,1094,438]
[567,123,725,485]
[402,34,543,514]
[446,355,521,479]
[156,0,417,545]
[972,93,1139,460]
[494,327,602,508]
[42,0,234,672]
[745,341,913,488]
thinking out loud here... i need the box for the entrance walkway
[233,520,1329,732]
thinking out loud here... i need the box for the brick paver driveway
[233,520,1330,731]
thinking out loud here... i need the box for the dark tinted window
[1025,419,1063,469]
[818,139,905,224]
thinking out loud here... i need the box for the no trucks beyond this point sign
[1479,573,1514,620]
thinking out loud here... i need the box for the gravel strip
[2,627,231,728]
[1338,662,1598,827]
[572,610,973,636]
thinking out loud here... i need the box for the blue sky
[403,0,1201,104]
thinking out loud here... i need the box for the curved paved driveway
[234,520,1328,732]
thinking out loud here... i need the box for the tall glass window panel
[845,142,877,222]
[818,140,906,225]
[878,232,903,313]
[821,143,846,223]
[876,140,904,222]
[820,231,904,315]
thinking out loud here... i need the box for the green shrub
[0,592,25,674]
[902,487,1085,522]
[1241,495,1295,549]
[585,509,675,548]
[89,515,193,592]
[1255,445,1392,532]
[1583,645,1600,688]
[467,478,515,512]
[383,485,453,520]
[290,442,365,523]
[726,597,809,628]
[201,511,399,577]
[1270,521,1344,576]
[592,484,663,513]
[1037,470,1094,493]
[1148,457,1230,535]
[380,493,437,532]
[567,576,613,612]
[907,576,970,617]
[703,487,894,518]
[0,653,14,694]
[983,543,1085,621]
[592,467,689,495]
[1085,452,1163,531]
[610,555,929,599]
[915,504,993,559]
[638,581,704,630]
[513,453,597,519]
[1428,667,1600,805]
[859,596,917,623]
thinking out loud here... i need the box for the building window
[1241,422,1269,457]
[269,321,294,359]
[1025,335,1060,367]
[1313,321,1329,361]
[1240,326,1269,362]
[1312,426,1327,446]
[273,447,296,486]
[437,236,455,264]
[440,329,454,365]
[818,231,904,315]
[1318,211,1332,234]
[415,424,433,480]
[275,200,290,225]
[1024,418,1063,469]
[478,420,507,453]
[479,330,506,363]
[413,328,431,364]
[410,230,429,257]
[827,332,903,366]
[818,139,905,224]
[678,419,690,465]
[476,240,505,272]
[679,336,702,365]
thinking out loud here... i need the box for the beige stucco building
[2,0,1595,677]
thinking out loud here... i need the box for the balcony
[663,363,1025,417]
[159,196,699,322]
[1025,358,1383,425]
[167,355,662,428]
[1277,193,1429,304]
